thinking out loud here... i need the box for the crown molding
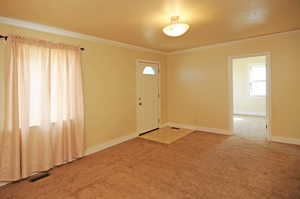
[1,16,299,56]
[0,16,167,55]
[168,29,300,55]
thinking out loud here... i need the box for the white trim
[228,57,234,136]
[228,52,272,140]
[159,123,169,128]
[0,182,9,187]
[234,112,266,117]
[136,59,161,135]
[84,133,138,156]
[136,59,161,64]
[168,122,233,136]
[271,137,300,146]
[0,16,166,55]
[168,29,300,55]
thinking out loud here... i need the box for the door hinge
[158,93,160,98]
[158,118,160,123]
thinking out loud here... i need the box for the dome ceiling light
[163,16,190,37]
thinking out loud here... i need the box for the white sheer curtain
[0,35,85,181]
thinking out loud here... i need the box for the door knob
[138,102,142,106]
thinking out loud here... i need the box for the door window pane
[143,66,155,75]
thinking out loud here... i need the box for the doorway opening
[136,60,160,135]
[229,53,271,140]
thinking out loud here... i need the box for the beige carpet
[0,132,300,199]
[140,127,193,144]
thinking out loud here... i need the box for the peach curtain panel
[0,36,85,181]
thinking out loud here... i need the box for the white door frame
[228,52,272,140]
[136,59,161,135]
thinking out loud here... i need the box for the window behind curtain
[25,45,76,126]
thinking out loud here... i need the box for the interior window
[249,64,266,97]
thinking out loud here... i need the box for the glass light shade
[163,23,189,37]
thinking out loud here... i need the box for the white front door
[136,61,159,134]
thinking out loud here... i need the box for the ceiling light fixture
[163,16,189,37]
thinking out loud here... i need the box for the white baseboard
[0,182,9,187]
[159,123,169,128]
[234,112,266,117]
[167,122,233,136]
[271,136,300,146]
[85,133,138,156]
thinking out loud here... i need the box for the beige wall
[233,56,266,116]
[0,23,167,150]
[166,32,300,139]
[1,22,299,146]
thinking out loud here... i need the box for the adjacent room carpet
[140,127,193,144]
[0,132,300,199]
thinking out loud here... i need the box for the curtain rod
[0,34,85,51]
